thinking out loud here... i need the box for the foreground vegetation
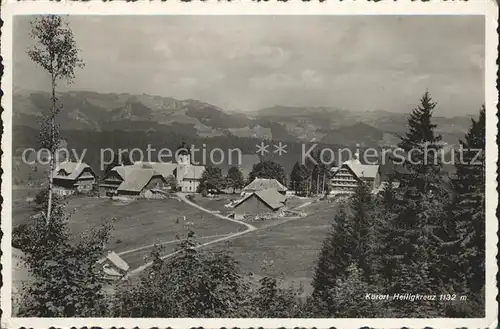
[13,15,485,318]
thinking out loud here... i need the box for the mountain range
[13,90,475,147]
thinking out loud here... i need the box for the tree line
[14,15,485,318]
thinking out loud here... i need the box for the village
[11,141,413,290]
[6,12,489,321]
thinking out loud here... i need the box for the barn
[241,177,288,197]
[233,188,286,219]
[97,251,130,281]
[114,168,169,199]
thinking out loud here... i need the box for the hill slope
[14,90,472,146]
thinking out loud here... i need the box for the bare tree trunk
[316,170,320,195]
[46,77,56,225]
[322,172,326,195]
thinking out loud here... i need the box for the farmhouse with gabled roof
[241,177,288,196]
[233,187,286,219]
[52,161,97,196]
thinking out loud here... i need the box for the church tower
[176,141,191,165]
[176,141,191,188]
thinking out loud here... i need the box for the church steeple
[176,141,190,165]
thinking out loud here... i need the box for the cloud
[13,15,484,116]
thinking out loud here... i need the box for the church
[100,143,205,197]
[174,144,205,193]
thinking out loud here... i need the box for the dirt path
[125,193,256,278]
[117,233,233,257]
[176,193,256,231]
[124,195,318,278]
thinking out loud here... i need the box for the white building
[175,152,205,193]
[329,153,379,195]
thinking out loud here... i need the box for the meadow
[205,199,337,292]
[13,191,335,281]
[12,196,246,268]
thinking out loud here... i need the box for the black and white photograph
[1,2,498,328]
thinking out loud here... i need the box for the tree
[248,276,304,318]
[328,265,386,317]
[397,91,443,191]
[17,202,112,317]
[374,91,452,315]
[312,205,355,311]
[247,160,286,185]
[450,106,485,313]
[350,182,375,281]
[290,161,309,196]
[225,166,245,193]
[113,233,248,317]
[165,174,178,191]
[27,15,84,223]
[197,166,225,193]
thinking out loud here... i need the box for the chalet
[329,154,379,195]
[97,251,130,281]
[241,178,288,197]
[116,169,168,199]
[100,162,176,197]
[52,161,97,196]
[233,188,286,219]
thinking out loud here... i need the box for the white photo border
[1,1,498,328]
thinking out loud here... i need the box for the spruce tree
[350,182,375,281]
[378,91,451,315]
[398,91,444,193]
[311,205,354,312]
[290,161,308,196]
[450,106,485,314]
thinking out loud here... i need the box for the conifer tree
[311,205,354,310]
[329,265,386,317]
[376,92,451,314]
[451,106,485,311]
[290,161,309,196]
[350,182,375,281]
[398,91,444,193]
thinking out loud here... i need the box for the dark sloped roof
[52,161,95,181]
[235,187,286,210]
[242,178,287,193]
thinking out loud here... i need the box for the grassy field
[206,199,337,292]
[191,194,241,214]
[192,194,314,213]
[12,196,246,267]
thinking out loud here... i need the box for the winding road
[124,193,256,278]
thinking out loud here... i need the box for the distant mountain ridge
[13,90,474,146]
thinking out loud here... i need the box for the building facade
[329,156,379,195]
[233,188,286,219]
[175,152,205,193]
[100,155,205,196]
[52,161,97,196]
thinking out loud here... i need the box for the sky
[14,15,485,116]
